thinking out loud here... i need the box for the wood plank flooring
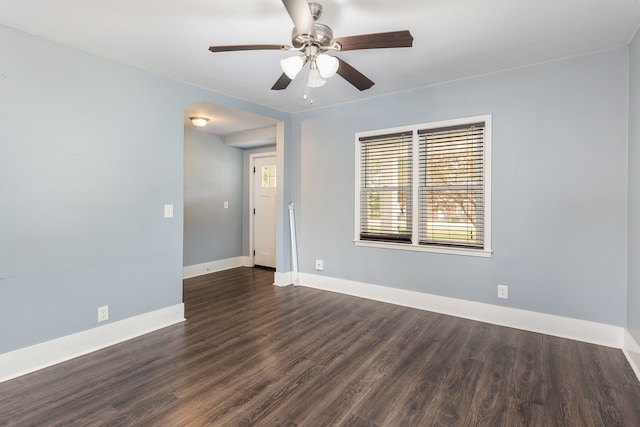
[1,266,639,426]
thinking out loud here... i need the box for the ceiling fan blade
[209,44,290,53]
[282,0,315,37]
[332,30,414,52]
[336,57,374,91]
[271,73,293,90]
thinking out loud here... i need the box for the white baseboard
[624,329,640,381]
[299,273,623,349]
[0,303,185,383]
[274,271,294,287]
[183,256,251,279]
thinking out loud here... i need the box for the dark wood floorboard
[1,266,639,426]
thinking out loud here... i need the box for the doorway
[183,101,282,279]
[251,152,277,268]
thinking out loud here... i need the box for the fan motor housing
[292,23,333,48]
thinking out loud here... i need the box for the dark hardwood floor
[1,266,639,426]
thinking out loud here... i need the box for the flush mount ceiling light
[208,0,413,92]
[189,116,209,127]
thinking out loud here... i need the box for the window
[261,165,277,188]
[359,131,413,243]
[355,115,491,257]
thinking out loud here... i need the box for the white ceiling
[1,0,639,118]
[184,101,279,138]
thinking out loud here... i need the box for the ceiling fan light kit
[208,0,413,95]
[306,61,326,88]
[316,53,339,79]
[281,55,305,79]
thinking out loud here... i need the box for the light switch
[224,201,229,209]
[164,204,174,218]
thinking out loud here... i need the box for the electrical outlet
[98,305,109,322]
[315,259,324,271]
[497,285,509,300]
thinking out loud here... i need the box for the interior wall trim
[299,273,624,349]
[4,274,636,385]
[0,303,185,384]
[624,329,640,382]
[274,271,293,287]
[183,256,251,279]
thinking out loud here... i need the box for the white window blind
[355,115,490,256]
[418,123,485,249]
[359,131,413,243]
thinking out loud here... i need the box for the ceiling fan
[208,0,413,92]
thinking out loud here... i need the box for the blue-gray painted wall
[292,49,629,326]
[0,24,288,354]
[1,19,637,358]
[183,127,244,266]
[629,29,640,341]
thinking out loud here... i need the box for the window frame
[354,115,492,258]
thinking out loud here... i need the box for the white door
[253,155,277,268]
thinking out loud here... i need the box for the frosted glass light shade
[316,54,339,79]
[307,65,326,88]
[280,56,304,79]
[190,116,209,127]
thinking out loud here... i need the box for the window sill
[354,240,493,258]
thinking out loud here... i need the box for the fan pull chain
[303,69,314,104]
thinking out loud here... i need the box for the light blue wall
[292,49,629,326]
[629,29,640,340]
[0,24,289,354]
[1,17,633,357]
[183,127,244,266]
